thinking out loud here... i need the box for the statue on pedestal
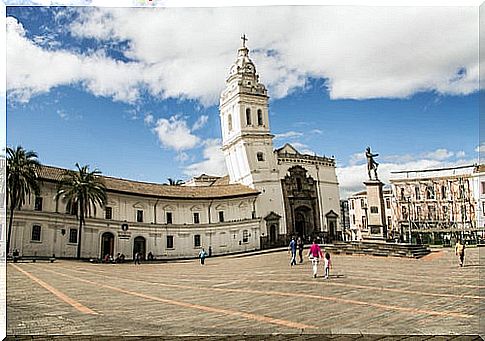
[366,146,379,180]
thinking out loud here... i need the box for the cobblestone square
[7,247,484,338]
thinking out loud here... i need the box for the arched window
[257,152,264,161]
[257,109,263,126]
[246,108,251,125]
[228,114,233,131]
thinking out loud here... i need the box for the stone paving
[6,246,484,339]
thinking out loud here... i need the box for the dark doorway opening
[133,236,146,260]
[101,232,114,258]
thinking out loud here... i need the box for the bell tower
[220,35,286,237]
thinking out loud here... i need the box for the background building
[390,164,483,245]
[348,188,393,241]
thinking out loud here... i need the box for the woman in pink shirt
[307,240,323,278]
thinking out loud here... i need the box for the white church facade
[8,38,341,259]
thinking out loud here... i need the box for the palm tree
[56,163,107,259]
[166,178,184,186]
[6,146,41,254]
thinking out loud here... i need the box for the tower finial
[241,34,248,48]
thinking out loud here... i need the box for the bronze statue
[366,146,379,180]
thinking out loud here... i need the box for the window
[257,109,263,126]
[370,206,378,214]
[387,216,392,228]
[442,205,449,219]
[296,178,302,191]
[385,198,390,209]
[246,108,251,125]
[136,210,143,223]
[31,225,41,241]
[257,152,264,161]
[105,206,112,220]
[193,212,200,224]
[352,215,356,225]
[350,200,354,210]
[402,206,408,220]
[415,186,421,200]
[218,211,224,222]
[252,211,256,219]
[482,182,485,195]
[400,188,405,200]
[426,185,435,200]
[69,229,78,243]
[428,205,436,220]
[442,185,447,200]
[459,184,465,199]
[166,235,174,249]
[34,197,43,211]
[242,230,249,243]
[194,234,201,247]
[361,216,367,228]
[228,114,233,131]
[416,206,422,219]
[166,212,173,224]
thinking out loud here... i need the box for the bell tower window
[257,152,264,161]
[246,108,251,125]
[228,114,233,131]
[257,110,263,126]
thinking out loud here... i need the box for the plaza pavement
[6,246,484,339]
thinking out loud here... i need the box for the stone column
[364,180,387,240]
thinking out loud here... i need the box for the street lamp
[406,196,412,244]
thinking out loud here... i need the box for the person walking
[297,237,304,263]
[199,248,207,265]
[134,252,141,265]
[455,239,465,267]
[308,239,323,278]
[323,251,331,279]
[288,237,297,266]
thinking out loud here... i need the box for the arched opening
[133,236,146,260]
[294,205,312,239]
[228,114,233,131]
[257,109,263,126]
[270,224,277,242]
[101,232,114,258]
[246,108,251,125]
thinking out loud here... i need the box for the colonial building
[390,164,484,245]
[348,188,393,241]
[8,37,341,259]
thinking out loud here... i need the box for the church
[8,37,341,259]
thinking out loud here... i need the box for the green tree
[166,178,184,186]
[6,146,41,254]
[56,163,107,259]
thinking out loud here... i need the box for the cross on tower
[241,34,248,47]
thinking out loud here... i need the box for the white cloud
[153,115,200,151]
[144,113,154,125]
[192,115,209,131]
[183,139,227,177]
[456,150,466,158]
[6,6,479,105]
[274,131,303,139]
[475,143,485,153]
[423,148,454,161]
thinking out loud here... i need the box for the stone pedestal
[363,180,387,240]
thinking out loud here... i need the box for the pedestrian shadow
[328,274,345,279]
[463,263,485,268]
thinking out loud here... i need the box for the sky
[4,3,482,198]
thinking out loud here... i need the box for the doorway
[133,236,146,260]
[101,232,114,258]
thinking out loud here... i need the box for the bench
[9,256,56,263]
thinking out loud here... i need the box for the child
[323,251,331,279]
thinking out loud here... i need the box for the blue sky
[5,5,481,198]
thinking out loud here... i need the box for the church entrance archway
[133,236,146,260]
[294,206,312,239]
[101,232,114,258]
[325,210,339,242]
